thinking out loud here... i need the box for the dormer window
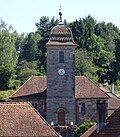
[59,51,64,63]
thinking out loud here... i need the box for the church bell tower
[46,11,77,126]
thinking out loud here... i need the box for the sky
[1,0,120,34]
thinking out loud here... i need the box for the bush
[115,79,120,91]
[0,90,15,102]
[74,121,95,137]
[8,80,21,90]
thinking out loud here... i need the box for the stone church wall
[76,98,108,125]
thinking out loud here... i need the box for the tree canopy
[0,16,120,90]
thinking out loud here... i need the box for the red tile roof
[108,94,120,110]
[0,102,59,137]
[100,87,120,111]
[10,76,47,98]
[92,107,120,137]
[10,76,109,99]
[100,86,111,93]
[75,76,109,99]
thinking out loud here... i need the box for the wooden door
[58,109,65,125]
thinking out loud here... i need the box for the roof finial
[59,6,62,24]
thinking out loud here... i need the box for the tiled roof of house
[100,86,111,93]
[10,76,109,99]
[91,106,120,137]
[100,87,120,110]
[0,102,59,137]
[108,93,120,110]
[10,76,47,98]
[46,24,77,46]
[75,76,109,99]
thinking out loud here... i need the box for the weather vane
[59,6,62,23]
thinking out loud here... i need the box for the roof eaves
[75,97,109,99]
[9,76,34,98]
[9,89,47,99]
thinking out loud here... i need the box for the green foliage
[115,91,120,97]
[114,72,120,91]
[0,19,18,90]
[8,79,21,90]
[18,69,37,84]
[0,26,18,69]
[75,49,98,81]
[22,32,40,61]
[74,121,96,137]
[36,16,59,67]
[39,66,46,76]
[0,66,13,90]
[15,33,26,62]
[0,16,120,90]
[0,90,15,102]
[17,60,39,83]
[71,15,120,84]
[114,39,120,81]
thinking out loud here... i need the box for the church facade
[10,22,109,126]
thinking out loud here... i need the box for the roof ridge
[28,102,60,137]
[0,101,30,105]
[75,76,85,78]
[31,75,47,78]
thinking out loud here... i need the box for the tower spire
[59,6,62,24]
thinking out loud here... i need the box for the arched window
[59,51,64,63]
[58,108,65,125]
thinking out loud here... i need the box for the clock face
[58,69,65,76]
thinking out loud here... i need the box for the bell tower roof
[46,8,77,47]
[46,24,77,46]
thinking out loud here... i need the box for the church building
[10,13,109,126]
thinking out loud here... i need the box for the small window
[79,103,86,114]
[59,51,64,63]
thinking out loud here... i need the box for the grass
[0,90,15,102]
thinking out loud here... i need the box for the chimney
[111,83,115,93]
[97,100,107,133]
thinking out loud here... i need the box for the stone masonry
[46,24,77,125]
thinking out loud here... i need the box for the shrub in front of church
[74,121,96,137]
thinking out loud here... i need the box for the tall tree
[36,16,59,68]
[75,49,98,81]
[114,39,120,79]
[0,19,18,90]
[94,22,120,83]
[22,32,40,61]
